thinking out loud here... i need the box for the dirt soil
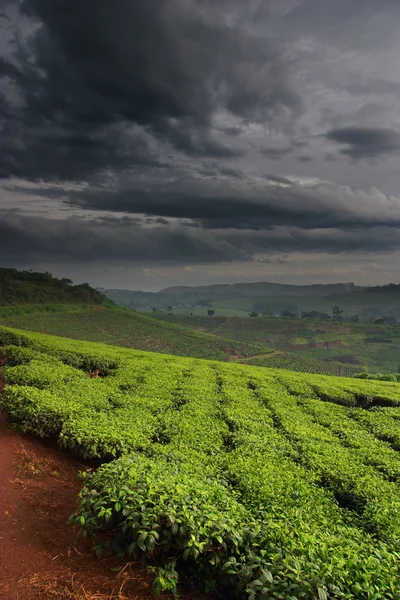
[0,383,206,600]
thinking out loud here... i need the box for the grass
[2,326,400,597]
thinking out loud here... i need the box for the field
[2,326,400,598]
[242,351,360,376]
[154,314,400,373]
[0,306,270,362]
[211,294,336,315]
[1,305,361,377]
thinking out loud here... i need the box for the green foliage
[0,268,112,306]
[2,326,400,597]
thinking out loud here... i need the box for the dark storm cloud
[160,122,246,158]
[2,0,400,285]
[2,212,400,267]
[0,0,299,181]
[325,127,400,159]
[77,182,399,231]
[0,213,243,263]
[12,176,400,233]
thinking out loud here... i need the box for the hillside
[153,314,400,373]
[0,305,270,362]
[2,326,400,598]
[0,268,111,306]
[0,305,364,376]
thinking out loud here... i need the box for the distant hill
[101,279,400,320]
[0,268,112,306]
[161,281,364,297]
[100,281,366,310]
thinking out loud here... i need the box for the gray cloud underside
[325,127,400,159]
[1,0,400,283]
[9,176,399,232]
[0,0,300,181]
[2,213,400,266]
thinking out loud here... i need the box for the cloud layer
[1,0,400,287]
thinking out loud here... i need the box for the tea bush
[2,325,400,598]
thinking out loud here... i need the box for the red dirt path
[0,385,206,599]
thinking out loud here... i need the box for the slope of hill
[0,306,366,376]
[153,314,400,373]
[0,268,111,306]
[2,326,400,598]
[0,306,270,362]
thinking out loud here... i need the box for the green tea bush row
[3,326,400,597]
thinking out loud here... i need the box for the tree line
[0,268,112,306]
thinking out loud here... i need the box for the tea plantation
[0,305,269,362]
[154,313,400,374]
[2,325,400,598]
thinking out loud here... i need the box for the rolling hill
[0,305,271,362]
[101,280,400,320]
[0,305,365,376]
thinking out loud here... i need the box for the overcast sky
[1,0,400,290]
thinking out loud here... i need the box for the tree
[248,311,259,318]
[332,306,343,323]
[207,309,215,316]
[167,306,173,313]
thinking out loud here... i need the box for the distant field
[211,294,336,314]
[146,291,400,318]
[154,313,400,373]
[142,306,247,317]
[4,305,399,375]
[241,351,360,377]
[2,326,400,598]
